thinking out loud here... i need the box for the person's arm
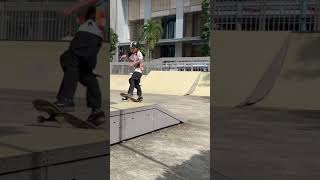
[119,53,132,62]
[139,56,144,71]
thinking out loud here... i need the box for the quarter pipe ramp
[215,31,320,110]
[213,31,290,107]
[250,33,320,110]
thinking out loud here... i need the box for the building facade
[214,0,320,32]
[0,1,77,41]
[0,0,108,41]
[110,0,207,61]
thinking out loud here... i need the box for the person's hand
[119,55,127,61]
[129,63,134,67]
[57,7,74,16]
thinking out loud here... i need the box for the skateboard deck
[32,99,97,129]
[120,93,141,102]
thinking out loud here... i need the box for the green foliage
[110,28,119,61]
[139,47,146,57]
[201,45,210,56]
[139,18,163,60]
[200,0,211,56]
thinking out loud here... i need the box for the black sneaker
[54,99,75,112]
[87,109,105,126]
[137,96,143,101]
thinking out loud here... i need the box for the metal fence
[214,0,320,32]
[0,2,78,41]
[110,57,210,75]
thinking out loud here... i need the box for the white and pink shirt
[129,51,144,73]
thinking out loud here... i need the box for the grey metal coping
[0,123,108,174]
[118,36,204,46]
[110,102,187,123]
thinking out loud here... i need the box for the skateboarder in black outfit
[121,41,144,101]
[54,6,105,124]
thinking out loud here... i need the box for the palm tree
[201,0,211,56]
[110,28,119,62]
[139,18,163,61]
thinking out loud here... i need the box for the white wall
[110,0,131,61]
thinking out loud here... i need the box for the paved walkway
[0,89,210,179]
[214,107,320,180]
[110,91,210,180]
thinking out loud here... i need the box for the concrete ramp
[236,36,291,107]
[213,31,291,107]
[0,41,108,99]
[253,33,320,110]
[142,71,201,96]
[190,72,210,97]
[110,74,145,91]
[0,124,108,180]
[110,75,131,91]
[110,102,186,144]
[215,32,320,110]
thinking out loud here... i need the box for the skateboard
[120,93,141,102]
[32,99,98,129]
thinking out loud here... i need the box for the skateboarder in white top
[121,41,144,101]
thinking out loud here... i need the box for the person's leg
[79,72,105,125]
[79,72,102,110]
[135,73,143,101]
[127,76,135,96]
[135,81,142,97]
[56,51,78,109]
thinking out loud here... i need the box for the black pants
[57,51,101,109]
[128,71,142,97]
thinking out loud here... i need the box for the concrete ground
[0,88,210,179]
[0,88,109,179]
[214,107,320,180]
[0,88,108,124]
[110,90,210,180]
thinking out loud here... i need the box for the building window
[160,45,175,57]
[162,16,175,39]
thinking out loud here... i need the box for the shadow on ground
[155,150,210,180]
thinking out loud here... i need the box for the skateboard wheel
[37,116,46,123]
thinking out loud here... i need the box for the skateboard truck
[120,93,142,102]
[32,99,101,129]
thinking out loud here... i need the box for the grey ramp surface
[254,33,320,110]
[0,89,109,179]
[110,90,210,180]
[213,31,290,107]
[0,123,108,180]
[110,102,186,144]
[214,31,320,110]
[237,35,291,107]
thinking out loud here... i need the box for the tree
[110,28,119,61]
[200,0,211,56]
[139,47,146,57]
[139,18,163,61]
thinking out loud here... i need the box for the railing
[111,57,210,74]
[0,2,78,41]
[214,0,320,32]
